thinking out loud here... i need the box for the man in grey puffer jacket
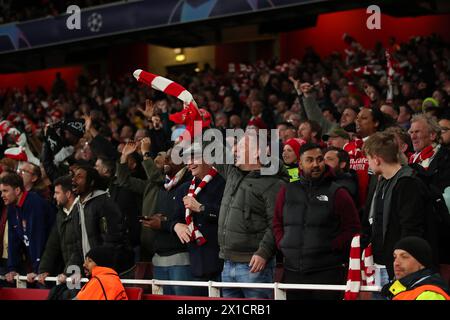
[215,133,288,299]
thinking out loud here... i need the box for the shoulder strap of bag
[94,276,108,300]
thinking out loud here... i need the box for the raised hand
[122,141,138,157]
[120,141,138,163]
[138,99,155,119]
[141,137,152,154]
[289,76,301,96]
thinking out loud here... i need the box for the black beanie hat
[394,236,434,269]
[63,119,85,139]
[86,246,116,269]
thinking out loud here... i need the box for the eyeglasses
[17,169,34,176]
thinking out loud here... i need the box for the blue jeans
[221,259,275,299]
[153,265,193,296]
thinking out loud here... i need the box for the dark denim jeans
[221,259,275,299]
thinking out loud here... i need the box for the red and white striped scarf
[133,69,210,141]
[385,49,395,104]
[344,234,375,300]
[133,69,194,105]
[185,167,218,246]
[408,144,439,169]
[0,120,40,166]
[164,167,187,191]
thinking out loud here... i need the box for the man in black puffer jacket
[273,143,360,300]
[71,165,134,277]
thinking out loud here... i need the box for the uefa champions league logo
[87,13,103,32]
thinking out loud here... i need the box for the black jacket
[148,129,171,158]
[73,191,133,273]
[335,170,359,207]
[278,169,360,273]
[152,170,192,257]
[428,145,450,193]
[39,205,81,275]
[108,179,142,247]
[172,175,225,278]
[365,166,431,279]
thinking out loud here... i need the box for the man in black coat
[135,139,193,295]
[36,175,80,286]
[408,114,450,263]
[172,142,225,296]
[71,165,134,276]
[95,157,142,256]
[363,132,433,287]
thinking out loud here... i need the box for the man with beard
[35,175,80,286]
[71,165,133,276]
[118,138,193,295]
[75,246,128,300]
[273,143,360,300]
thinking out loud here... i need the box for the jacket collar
[299,165,335,187]
[17,190,28,208]
[63,197,78,216]
[79,190,108,205]
[91,266,118,277]
[383,268,435,298]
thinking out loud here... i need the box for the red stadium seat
[0,288,50,300]
[143,294,256,300]
[125,287,143,300]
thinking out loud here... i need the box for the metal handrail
[0,275,381,300]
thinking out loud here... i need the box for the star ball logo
[66,5,103,32]
[87,13,103,32]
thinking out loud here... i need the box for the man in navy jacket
[172,142,225,296]
[0,172,55,283]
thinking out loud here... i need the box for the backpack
[409,163,450,264]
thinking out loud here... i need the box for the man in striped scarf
[171,142,225,296]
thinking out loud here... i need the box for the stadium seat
[0,288,50,300]
[439,264,450,286]
[124,287,143,300]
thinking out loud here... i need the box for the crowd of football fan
[0,33,450,300]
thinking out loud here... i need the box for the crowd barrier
[0,275,382,300]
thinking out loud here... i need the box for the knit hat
[284,138,305,160]
[86,246,116,269]
[422,97,440,113]
[323,127,351,141]
[63,119,85,139]
[394,236,434,269]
